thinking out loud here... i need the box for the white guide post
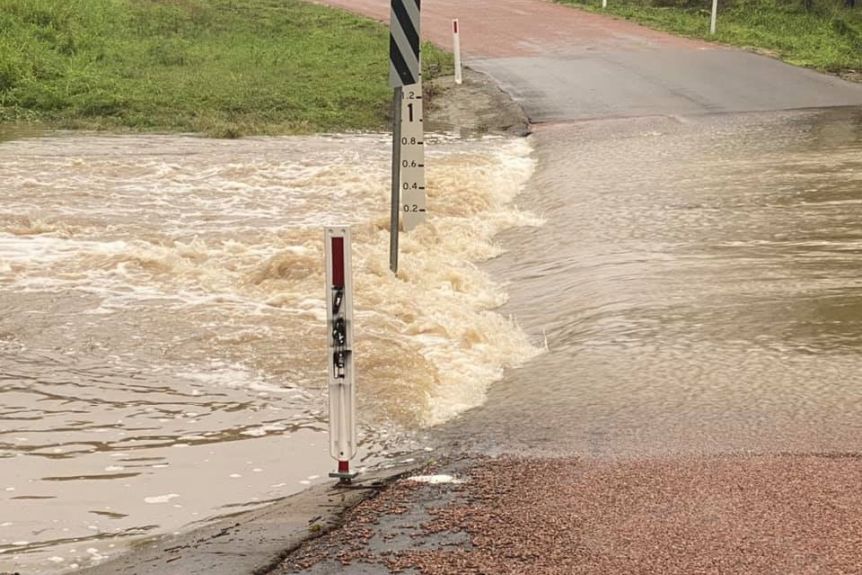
[453,19,463,85]
[325,227,357,482]
[602,0,607,9]
[400,82,426,231]
[710,0,718,34]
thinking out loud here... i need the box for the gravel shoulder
[272,455,862,575]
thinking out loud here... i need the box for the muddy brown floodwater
[441,107,862,458]
[3,107,861,573]
[0,133,540,573]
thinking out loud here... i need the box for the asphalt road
[316,0,862,121]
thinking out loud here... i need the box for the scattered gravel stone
[274,455,862,575]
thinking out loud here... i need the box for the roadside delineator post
[602,0,607,9]
[710,0,718,34]
[325,227,357,482]
[389,0,425,273]
[453,19,463,85]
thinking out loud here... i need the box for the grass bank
[556,0,862,77]
[0,0,452,136]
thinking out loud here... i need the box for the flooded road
[442,107,862,458]
[0,134,539,572]
[3,107,861,573]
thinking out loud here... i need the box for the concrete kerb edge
[76,458,431,575]
[249,459,433,575]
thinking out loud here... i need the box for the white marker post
[602,0,607,9]
[325,227,357,482]
[452,19,463,85]
[710,0,718,34]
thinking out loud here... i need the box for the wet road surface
[316,0,862,120]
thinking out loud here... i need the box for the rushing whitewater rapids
[0,133,541,572]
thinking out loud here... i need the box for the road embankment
[0,0,451,136]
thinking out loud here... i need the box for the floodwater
[3,107,861,573]
[442,107,862,458]
[0,133,540,572]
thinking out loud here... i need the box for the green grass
[0,0,452,136]
[556,0,862,75]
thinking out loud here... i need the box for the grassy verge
[0,0,452,136]
[556,0,862,77]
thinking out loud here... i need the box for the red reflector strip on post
[338,460,350,474]
[331,237,345,288]
[453,20,458,33]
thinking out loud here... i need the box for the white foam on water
[0,234,129,266]
[344,137,544,425]
[143,494,180,504]
[3,134,543,426]
[408,474,464,484]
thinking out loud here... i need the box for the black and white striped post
[389,0,422,274]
